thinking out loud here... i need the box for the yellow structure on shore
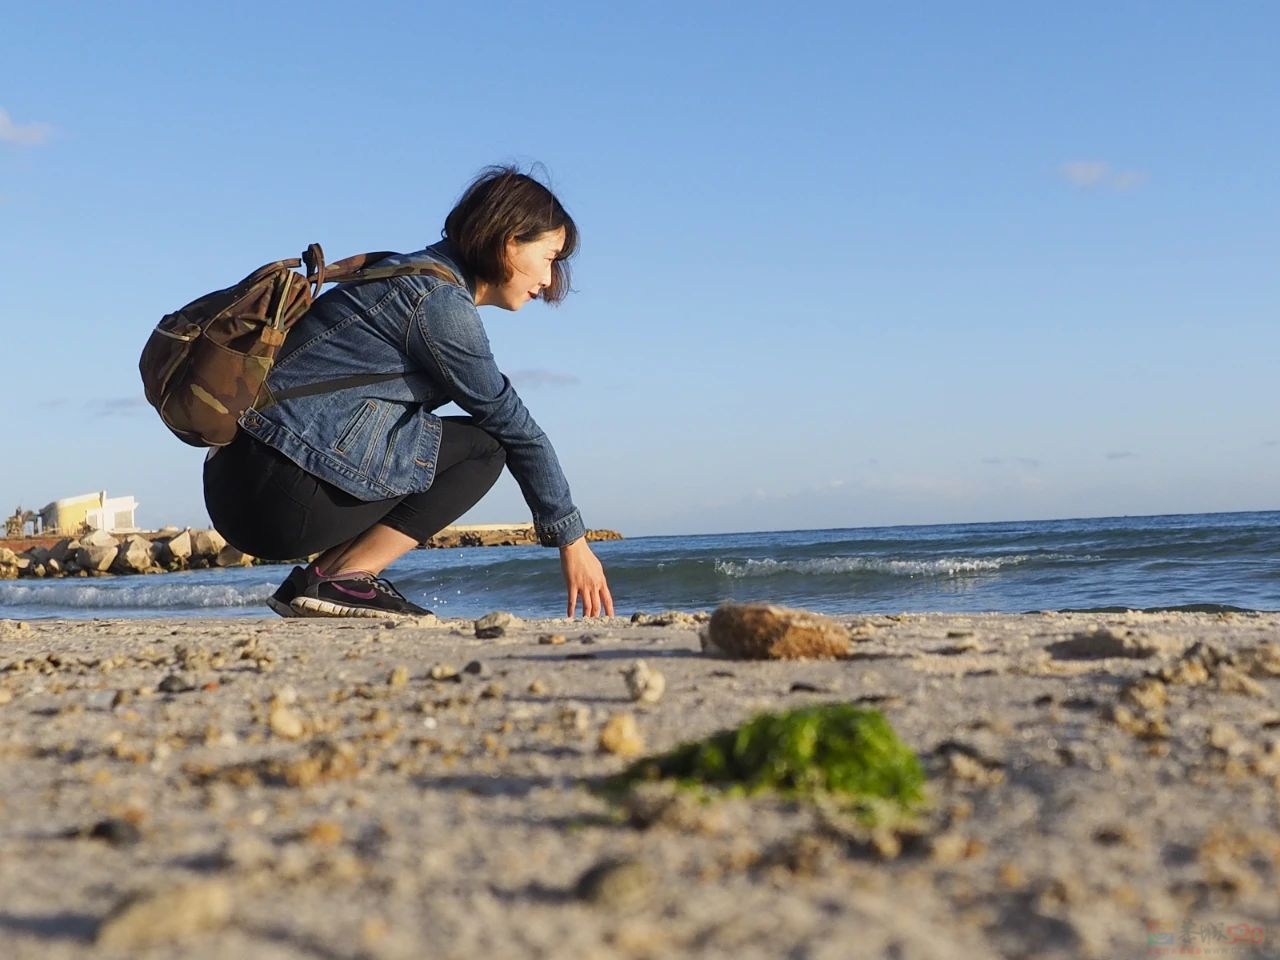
[38,491,139,536]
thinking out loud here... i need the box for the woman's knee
[483,433,506,465]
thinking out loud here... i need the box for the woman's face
[495,227,565,311]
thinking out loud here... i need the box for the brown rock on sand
[701,603,851,660]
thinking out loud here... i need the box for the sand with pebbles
[1,608,1278,959]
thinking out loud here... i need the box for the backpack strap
[264,372,406,405]
[302,243,327,297]
[254,246,465,410]
[306,247,462,289]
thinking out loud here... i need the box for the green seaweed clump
[604,704,925,814]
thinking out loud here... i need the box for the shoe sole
[290,596,419,619]
[266,596,300,618]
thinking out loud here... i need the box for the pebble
[388,666,410,688]
[630,611,704,627]
[622,660,666,704]
[429,664,460,682]
[598,712,645,757]
[1208,722,1246,755]
[305,819,344,847]
[86,690,117,710]
[1092,825,1133,846]
[1122,677,1169,711]
[1158,659,1212,687]
[273,685,299,706]
[935,637,982,655]
[557,703,591,734]
[96,880,233,948]
[929,831,971,864]
[998,862,1026,888]
[1108,704,1170,740]
[475,611,520,639]
[946,751,1005,785]
[573,857,654,908]
[789,681,830,694]
[0,688,12,706]
[157,674,195,694]
[538,633,567,646]
[86,817,142,846]
[269,705,306,740]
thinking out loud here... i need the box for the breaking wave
[0,580,267,613]
[713,554,1068,579]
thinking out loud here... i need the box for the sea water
[1,511,1277,621]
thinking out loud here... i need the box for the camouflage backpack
[139,244,458,447]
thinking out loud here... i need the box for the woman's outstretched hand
[559,537,614,618]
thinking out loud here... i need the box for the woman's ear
[500,236,517,280]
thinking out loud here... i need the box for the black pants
[203,417,506,561]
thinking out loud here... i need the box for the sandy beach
[1,608,1278,959]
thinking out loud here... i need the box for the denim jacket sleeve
[409,283,586,547]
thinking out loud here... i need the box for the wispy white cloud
[1060,160,1146,191]
[508,369,580,388]
[0,107,53,147]
[93,397,148,417]
[982,456,1041,468]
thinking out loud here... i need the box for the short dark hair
[443,165,579,304]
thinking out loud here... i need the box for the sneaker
[266,565,308,618]
[290,570,432,619]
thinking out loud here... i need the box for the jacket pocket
[334,400,377,457]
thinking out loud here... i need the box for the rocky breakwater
[0,528,252,580]
[0,524,626,579]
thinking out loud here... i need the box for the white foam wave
[0,582,263,610]
[714,555,1046,579]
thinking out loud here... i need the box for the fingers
[567,582,611,619]
[579,583,596,618]
[580,581,612,618]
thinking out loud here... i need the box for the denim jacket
[236,241,585,547]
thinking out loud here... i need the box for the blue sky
[2,2,1277,537]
